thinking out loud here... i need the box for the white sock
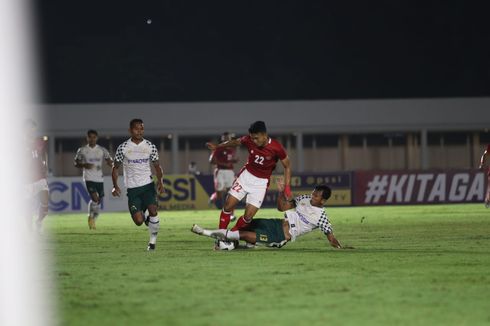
[225,230,240,241]
[203,229,240,241]
[148,215,160,245]
[88,200,96,218]
[202,229,226,238]
[202,229,217,237]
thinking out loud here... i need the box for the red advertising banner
[354,170,488,205]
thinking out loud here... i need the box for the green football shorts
[250,219,287,247]
[126,182,157,215]
[85,181,104,198]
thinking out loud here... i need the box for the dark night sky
[36,1,490,103]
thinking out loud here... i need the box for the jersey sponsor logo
[297,211,311,225]
[127,158,149,164]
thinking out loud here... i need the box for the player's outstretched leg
[191,224,240,241]
[191,224,226,240]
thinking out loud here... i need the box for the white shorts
[26,178,49,198]
[215,169,235,191]
[228,169,268,208]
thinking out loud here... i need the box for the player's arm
[326,232,342,248]
[276,177,295,211]
[111,161,121,196]
[41,144,49,174]
[111,145,125,196]
[209,151,217,164]
[326,232,355,249]
[103,148,114,168]
[73,148,93,169]
[319,213,353,249]
[277,194,295,211]
[279,156,292,199]
[105,157,114,168]
[206,138,241,151]
[152,161,164,194]
[479,149,488,169]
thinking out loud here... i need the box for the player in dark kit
[207,121,292,233]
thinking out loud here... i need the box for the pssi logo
[158,178,197,201]
[48,181,103,212]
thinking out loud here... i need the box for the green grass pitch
[45,204,490,325]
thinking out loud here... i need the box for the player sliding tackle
[191,181,348,250]
[206,121,292,235]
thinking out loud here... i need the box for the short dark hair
[87,129,98,137]
[314,184,332,200]
[130,118,143,129]
[248,121,267,134]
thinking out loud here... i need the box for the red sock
[219,210,232,229]
[231,216,250,231]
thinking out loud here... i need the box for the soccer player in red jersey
[207,121,292,231]
[25,120,50,232]
[209,132,238,209]
[479,143,490,208]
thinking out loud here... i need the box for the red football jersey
[487,144,490,152]
[211,147,236,170]
[239,135,287,179]
[28,138,48,181]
